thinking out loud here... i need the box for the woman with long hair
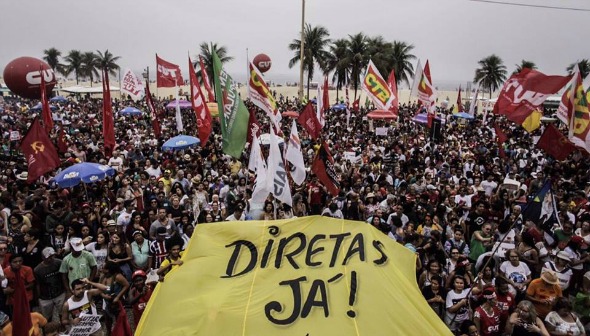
[504,300,549,336]
[86,231,109,278]
[107,232,133,282]
[545,297,586,336]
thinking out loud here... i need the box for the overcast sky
[1,0,589,88]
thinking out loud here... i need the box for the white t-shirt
[108,156,124,171]
[500,261,531,284]
[445,289,470,323]
[481,180,498,196]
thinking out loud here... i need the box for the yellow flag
[522,109,542,132]
[136,217,452,335]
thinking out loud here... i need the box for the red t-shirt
[132,285,154,327]
[474,305,502,336]
[3,266,35,304]
[496,292,515,330]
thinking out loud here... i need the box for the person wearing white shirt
[480,175,498,197]
[107,151,124,172]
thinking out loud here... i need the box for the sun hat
[540,270,560,285]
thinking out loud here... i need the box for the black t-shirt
[34,258,65,300]
[467,210,488,237]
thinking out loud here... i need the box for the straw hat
[540,270,560,285]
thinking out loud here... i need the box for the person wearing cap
[105,219,119,236]
[34,247,65,323]
[59,237,97,296]
[128,270,155,328]
[473,286,502,336]
[542,251,573,292]
[131,230,150,272]
[526,270,563,319]
[108,198,126,223]
[225,202,246,221]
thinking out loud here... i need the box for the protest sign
[66,314,101,336]
[136,217,451,335]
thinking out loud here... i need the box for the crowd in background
[0,90,590,335]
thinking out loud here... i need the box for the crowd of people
[0,88,589,336]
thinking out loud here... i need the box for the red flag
[145,81,161,138]
[493,69,571,124]
[352,99,360,112]
[20,117,60,184]
[457,85,464,112]
[311,141,340,197]
[297,102,322,140]
[247,107,262,145]
[494,124,508,158]
[39,67,54,133]
[111,302,133,336]
[156,54,183,87]
[102,69,116,157]
[189,57,212,146]
[387,70,399,113]
[537,124,576,161]
[57,126,68,153]
[322,75,329,115]
[12,270,32,336]
[199,56,215,102]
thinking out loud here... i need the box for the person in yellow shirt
[0,310,47,336]
[157,237,184,280]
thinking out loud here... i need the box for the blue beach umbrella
[30,103,58,111]
[119,106,143,116]
[52,162,116,188]
[49,96,68,103]
[332,103,347,110]
[452,112,474,120]
[162,135,200,151]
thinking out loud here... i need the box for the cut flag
[386,69,399,113]
[102,69,116,157]
[418,60,437,127]
[558,68,590,154]
[189,57,212,146]
[247,107,262,147]
[40,67,54,133]
[145,81,161,138]
[212,50,249,158]
[248,61,281,132]
[286,120,306,186]
[266,127,292,206]
[311,141,340,197]
[156,54,183,87]
[455,85,464,112]
[297,102,322,140]
[199,55,216,102]
[493,69,571,131]
[120,69,145,100]
[537,124,576,161]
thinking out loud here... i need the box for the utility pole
[298,0,305,101]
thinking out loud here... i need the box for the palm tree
[567,59,590,79]
[344,33,369,100]
[64,50,83,84]
[198,42,233,86]
[388,41,416,88]
[80,52,99,86]
[95,50,121,78]
[288,24,331,98]
[43,48,64,75]
[366,36,393,76]
[513,60,537,75]
[325,39,349,101]
[474,54,507,98]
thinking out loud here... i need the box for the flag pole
[298,0,305,101]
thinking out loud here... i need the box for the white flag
[120,69,145,100]
[175,85,183,132]
[266,128,292,206]
[409,59,423,99]
[250,135,270,204]
[316,81,327,127]
[468,82,480,116]
[286,120,306,185]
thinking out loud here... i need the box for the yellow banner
[136,216,452,335]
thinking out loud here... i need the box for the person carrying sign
[61,278,105,335]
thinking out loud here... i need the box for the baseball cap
[156,227,167,236]
[70,237,84,252]
[133,230,144,237]
[42,247,56,259]
[132,270,147,280]
[107,219,117,226]
[116,198,125,204]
